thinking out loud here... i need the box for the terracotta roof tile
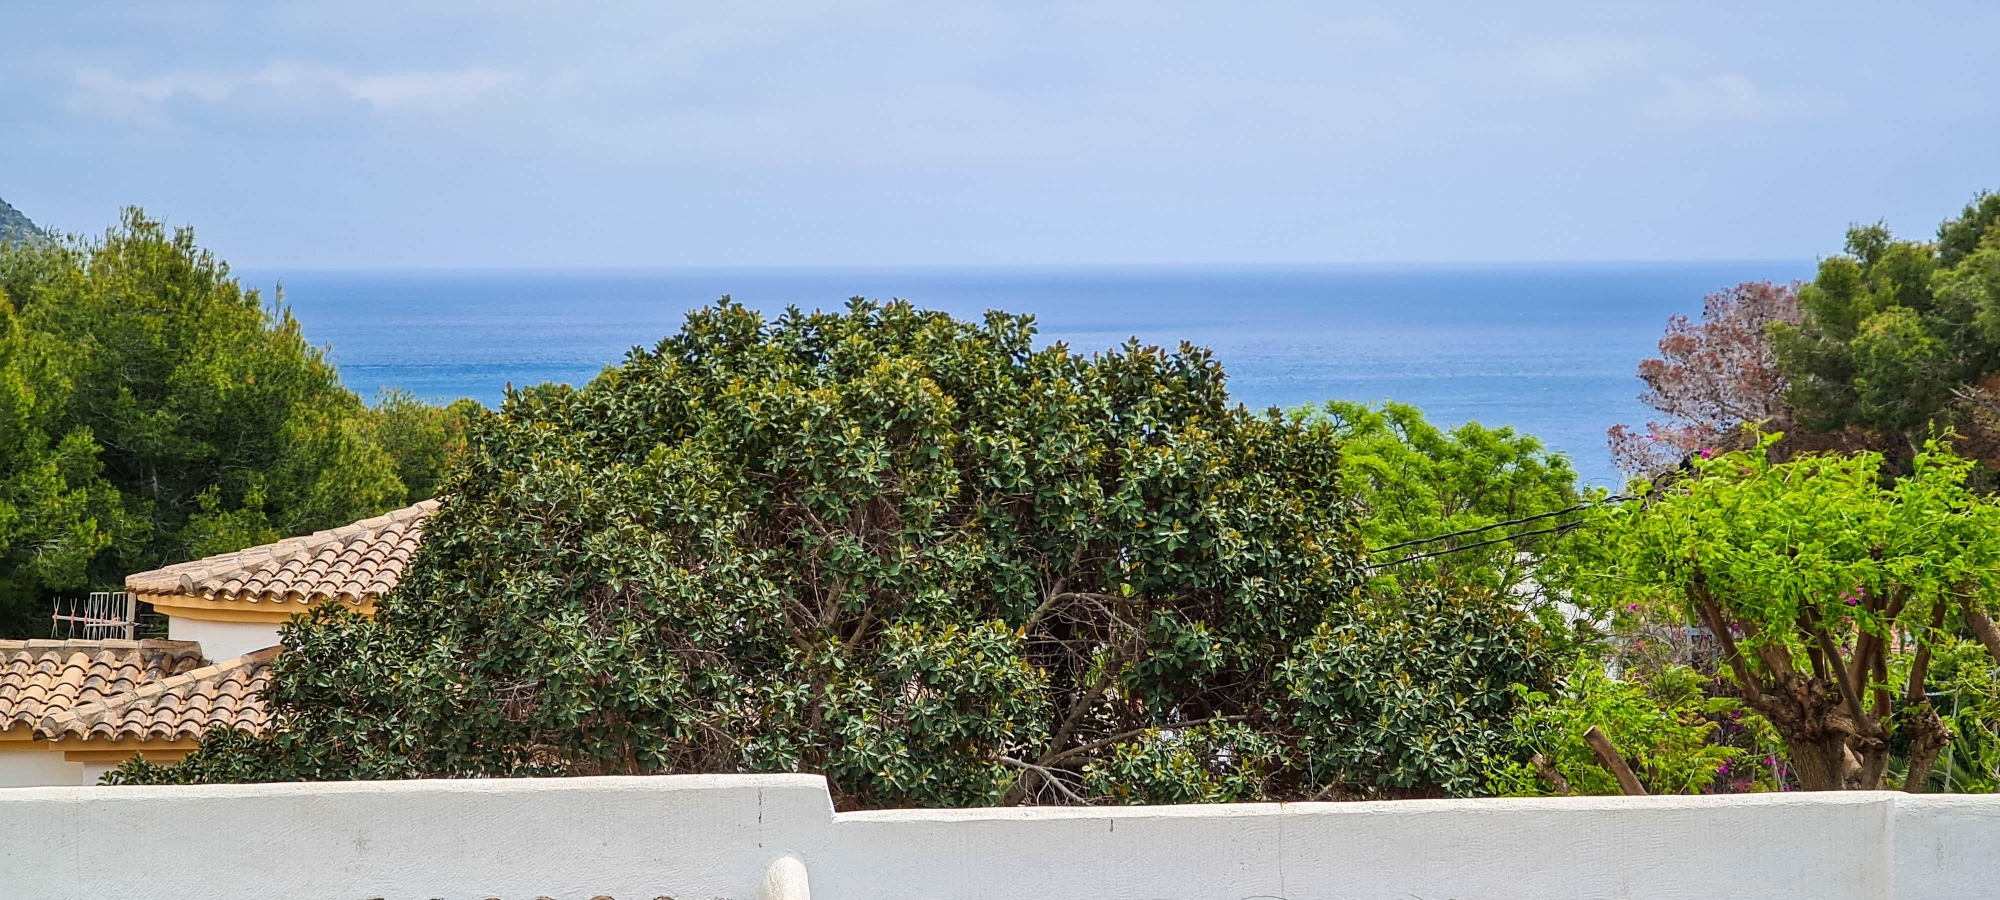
[125,499,438,606]
[36,646,279,742]
[0,640,207,730]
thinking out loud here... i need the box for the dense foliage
[117,300,1565,806]
[1772,191,2000,466]
[1282,585,1555,797]
[1491,658,1760,796]
[0,211,467,635]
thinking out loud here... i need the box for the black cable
[1365,495,1631,555]
[1365,520,1588,570]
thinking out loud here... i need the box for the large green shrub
[119,300,1560,806]
[1282,584,1556,797]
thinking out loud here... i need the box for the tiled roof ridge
[35,645,281,742]
[0,638,202,656]
[124,498,439,604]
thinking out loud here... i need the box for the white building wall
[0,775,1991,900]
[166,617,280,662]
[0,750,85,788]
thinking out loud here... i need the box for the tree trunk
[1784,737,1850,792]
[1965,603,2000,667]
[1739,674,1890,790]
[1902,704,1952,793]
[1694,577,1895,791]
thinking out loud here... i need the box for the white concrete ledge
[0,775,1989,899]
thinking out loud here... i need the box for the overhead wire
[1364,495,1631,556]
[1363,494,1633,570]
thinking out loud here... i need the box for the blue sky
[1,1,1994,268]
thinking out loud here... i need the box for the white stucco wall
[0,775,1988,900]
[1890,794,2000,898]
[0,750,84,788]
[166,616,280,662]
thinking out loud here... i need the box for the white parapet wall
[0,774,1991,900]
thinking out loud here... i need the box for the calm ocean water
[245,263,1817,487]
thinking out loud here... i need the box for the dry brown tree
[1609,281,1805,478]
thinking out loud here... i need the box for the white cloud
[337,69,508,108]
[1317,16,1401,46]
[1515,40,1649,90]
[1651,74,1764,121]
[1069,0,1182,29]
[70,62,507,123]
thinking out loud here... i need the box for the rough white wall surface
[0,775,1987,900]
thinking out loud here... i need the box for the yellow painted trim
[48,736,200,751]
[137,591,373,623]
[0,726,40,743]
[3,734,203,755]
[64,747,194,763]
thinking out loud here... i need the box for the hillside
[0,196,43,241]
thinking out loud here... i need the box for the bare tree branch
[1583,726,1648,796]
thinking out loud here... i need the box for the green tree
[1309,400,1589,596]
[1596,436,2000,790]
[0,298,133,633]
[1772,190,2000,463]
[0,210,462,634]
[115,300,1561,806]
[366,390,482,502]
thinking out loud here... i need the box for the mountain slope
[0,196,44,241]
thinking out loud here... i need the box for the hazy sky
[2,1,1994,268]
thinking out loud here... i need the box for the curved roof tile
[124,499,438,606]
[36,646,278,742]
[0,640,207,729]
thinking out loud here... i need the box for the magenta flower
[1698,447,1715,459]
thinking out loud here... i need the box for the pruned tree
[1604,436,2000,790]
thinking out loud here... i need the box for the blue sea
[246,263,1817,487]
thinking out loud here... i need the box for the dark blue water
[245,263,1817,487]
